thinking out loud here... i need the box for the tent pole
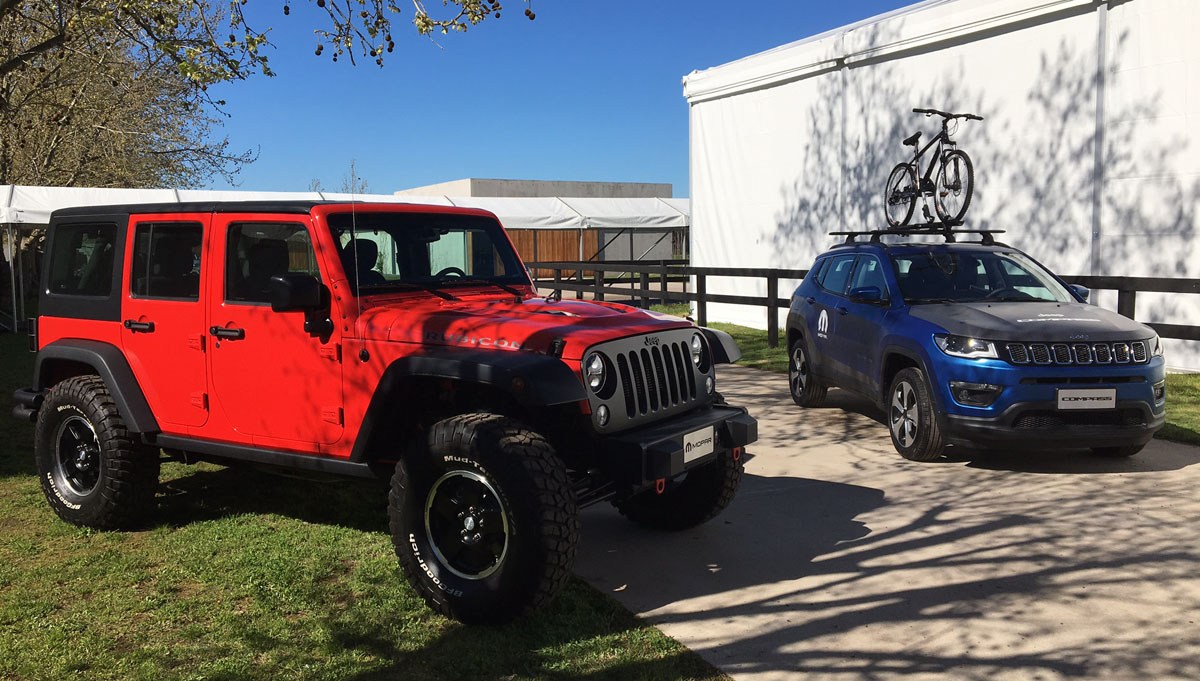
[5,224,17,332]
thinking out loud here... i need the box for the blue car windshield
[892,250,1073,304]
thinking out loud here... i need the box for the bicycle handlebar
[912,107,983,121]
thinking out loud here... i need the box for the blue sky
[210,0,913,196]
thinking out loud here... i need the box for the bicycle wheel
[884,163,918,228]
[934,150,974,224]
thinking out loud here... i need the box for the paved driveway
[576,365,1200,681]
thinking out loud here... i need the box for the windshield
[892,250,1073,304]
[327,212,528,295]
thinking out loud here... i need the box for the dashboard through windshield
[326,212,528,294]
[892,250,1073,304]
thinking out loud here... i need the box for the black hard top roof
[50,200,487,219]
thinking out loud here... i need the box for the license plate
[683,426,715,463]
[1057,388,1116,410]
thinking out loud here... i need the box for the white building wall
[685,0,1200,370]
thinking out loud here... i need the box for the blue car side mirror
[849,286,886,304]
[1068,283,1090,303]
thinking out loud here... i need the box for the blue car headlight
[934,334,998,359]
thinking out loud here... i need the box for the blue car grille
[1005,341,1148,366]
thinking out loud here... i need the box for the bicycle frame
[910,127,956,189]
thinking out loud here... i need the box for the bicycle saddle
[903,132,921,147]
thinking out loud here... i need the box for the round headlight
[690,333,704,366]
[585,353,606,391]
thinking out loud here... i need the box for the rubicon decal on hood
[424,332,523,350]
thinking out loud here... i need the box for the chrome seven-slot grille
[1005,341,1148,366]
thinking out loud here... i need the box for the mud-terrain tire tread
[34,375,160,529]
[388,413,578,624]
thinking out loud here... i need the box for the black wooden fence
[529,260,1200,348]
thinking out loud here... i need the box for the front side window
[326,212,527,294]
[849,256,888,297]
[47,223,116,296]
[226,223,319,304]
[893,250,1072,303]
[131,222,203,300]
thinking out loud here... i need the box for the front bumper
[943,399,1164,450]
[598,404,757,494]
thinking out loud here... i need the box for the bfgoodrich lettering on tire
[388,413,578,624]
[34,376,160,529]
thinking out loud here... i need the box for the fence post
[767,275,779,348]
[594,270,604,301]
[639,271,650,308]
[1117,289,1136,320]
[552,268,561,298]
[697,274,707,326]
[660,263,669,303]
[576,268,584,300]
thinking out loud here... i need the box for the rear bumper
[599,405,758,493]
[11,387,43,423]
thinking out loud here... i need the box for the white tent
[0,185,689,230]
[683,0,1200,369]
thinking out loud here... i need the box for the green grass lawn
[0,332,726,681]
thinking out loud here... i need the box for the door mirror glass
[268,273,326,312]
[849,285,885,304]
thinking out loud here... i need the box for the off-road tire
[789,336,827,407]
[1091,445,1144,458]
[34,376,160,529]
[614,448,744,531]
[887,367,946,461]
[389,413,578,625]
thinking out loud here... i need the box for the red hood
[355,292,694,360]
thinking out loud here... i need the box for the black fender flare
[699,326,742,364]
[33,339,159,434]
[349,348,586,463]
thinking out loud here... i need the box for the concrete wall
[395,178,673,198]
[684,0,1200,370]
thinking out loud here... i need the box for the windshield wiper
[434,276,526,299]
[374,281,458,301]
[906,297,957,304]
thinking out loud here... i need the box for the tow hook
[732,446,743,462]
[655,478,666,495]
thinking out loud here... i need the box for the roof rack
[830,224,1006,246]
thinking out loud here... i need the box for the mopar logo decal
[644,336,661,346]
[684,436,713,453]
[817,309,829,339]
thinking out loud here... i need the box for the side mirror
[269,274,327,312]
[849,286,886,305]
[1068,283,1090,303]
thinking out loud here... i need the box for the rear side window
[817,254,856,294]
[46,223,117,296]
[131,223,203,300]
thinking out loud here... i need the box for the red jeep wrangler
[12,201,757,624]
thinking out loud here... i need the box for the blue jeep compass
[786,228,1166,461]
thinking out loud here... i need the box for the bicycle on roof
[884,107,983,228]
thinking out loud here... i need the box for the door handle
[805,297,816,305]
[209,326,245,340]
[836,306,849,316]
[123,320,155,333]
